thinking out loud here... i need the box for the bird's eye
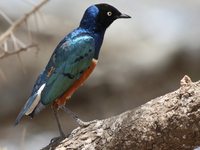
[107,11,112,16]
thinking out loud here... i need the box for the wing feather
[41,34,95,105]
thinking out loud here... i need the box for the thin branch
[17,53,27,75]
[0,0,49,80]
[21,0,37,6]
[0,68,7,81]
[0,0,50,43]
[0,9,13,25]
[34,12,40,33]
[0,44,38,59]
[20,126,27,150]
[25,19,34,43]
[15,38,27,48]
[3,40,8,52]
[0,0,49,59]
[10,32,19,50]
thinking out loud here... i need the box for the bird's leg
[52,106,66,138]
[58,104,98,127]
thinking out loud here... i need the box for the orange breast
[52,59,97,109]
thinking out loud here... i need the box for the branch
[0,0,50,59]
[0,43,38,59]
[0,0,50,79]
[0,0,49,43]
[41,75,200,150]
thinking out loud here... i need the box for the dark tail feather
[14,94,37,126]
[14,110,25,126]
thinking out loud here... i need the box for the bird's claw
[50,133,69,144]
[50,136,63,144]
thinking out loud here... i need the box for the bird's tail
[14,84,48,126]
[14,93,47,126]
[14,94,37,126]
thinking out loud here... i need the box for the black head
[80,3,131,31]
[95,3,131,29]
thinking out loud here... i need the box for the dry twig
[0,0,50,79]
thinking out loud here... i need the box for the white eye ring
[107,11,112,16]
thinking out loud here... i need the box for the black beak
[117,13,131,19]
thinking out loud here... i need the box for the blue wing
[41,34,95,105]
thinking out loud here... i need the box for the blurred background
[0,0,200,149]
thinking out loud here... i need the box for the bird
[14,3,131,137]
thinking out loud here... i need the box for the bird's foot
[50,136,64,144]
[58,104,99,127]
[77,119,99,127]
[50,133,69,144]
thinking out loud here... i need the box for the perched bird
[14,3,131,137]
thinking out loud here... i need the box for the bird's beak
[117,13,131,19]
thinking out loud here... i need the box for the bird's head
[80,3,131,31]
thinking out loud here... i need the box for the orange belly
[52,59,97,109]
